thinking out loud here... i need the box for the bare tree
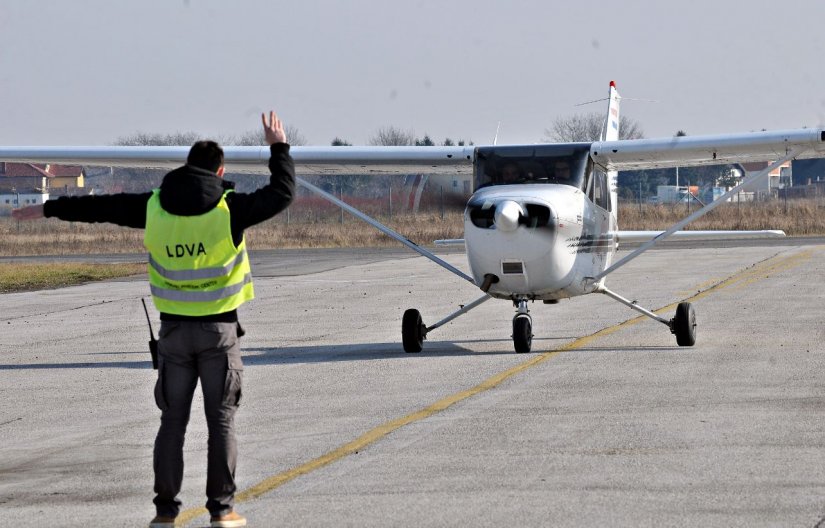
[114,131,205,146]
[228,124,307,146]
[618,116,644,141]
[543,113,645,142]
[369,126,415,146]
[229,130,265,146]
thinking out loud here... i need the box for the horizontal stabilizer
[616,230,786,244]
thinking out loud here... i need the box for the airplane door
[590,171,610,270]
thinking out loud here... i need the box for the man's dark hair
[187,141,224,173]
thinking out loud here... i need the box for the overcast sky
[2,0,824,146]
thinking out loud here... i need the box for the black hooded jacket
[44,143,295,322]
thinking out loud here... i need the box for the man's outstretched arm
[14,193,151,228]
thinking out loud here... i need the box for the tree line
[114,114,735,201]
[114,126,468,148]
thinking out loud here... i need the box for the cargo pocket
[154,360,169,411]
[153,322,180,412]
[222,354,243,407]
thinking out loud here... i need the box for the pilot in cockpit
[500,162,522,183]
[553,160,571,182]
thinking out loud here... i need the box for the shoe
[148,515,176,527]
[210,510,247,528]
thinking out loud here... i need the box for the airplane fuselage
[463,143,617,302]
[464,182,617,301]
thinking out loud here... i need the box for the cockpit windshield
[474,143,592,191]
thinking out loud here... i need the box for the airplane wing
[292,146,474,175]
[1,128,823,173]
[0,145,475,175]
[591,128,825,171]
[0,146,197,170]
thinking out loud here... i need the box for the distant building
[0,162,49,194]
[656,185,699,204]
[45,164,85,196]
[791,158,825,186]
[0,191,49,215]
[0,162,85,197]
[735,161,792,197]
[777,159,825,199]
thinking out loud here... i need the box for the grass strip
[0,262,145,293]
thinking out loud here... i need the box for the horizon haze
[2,1,824,146]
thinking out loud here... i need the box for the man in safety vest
[13,111,294,528]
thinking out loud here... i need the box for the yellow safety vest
[144,189,254,316]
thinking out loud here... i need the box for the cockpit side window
[591,170,609,211]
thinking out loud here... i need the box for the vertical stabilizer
[601,80,621,141]
[603,81,620,234]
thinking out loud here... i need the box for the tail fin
[602,81,620,231]
[601,81,621,141]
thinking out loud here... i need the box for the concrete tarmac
[0,243,824,527]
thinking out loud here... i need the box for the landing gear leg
[596,285,697,347]
[402,294,492,353]
[512,298,532,353]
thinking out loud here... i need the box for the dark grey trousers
[152,321,243,518]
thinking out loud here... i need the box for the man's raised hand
[262,111,287,145]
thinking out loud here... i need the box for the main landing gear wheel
[402,309,426,353]
[512,315,533,353]
[672,302,697,347]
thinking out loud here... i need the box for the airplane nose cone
[494,200,523,232]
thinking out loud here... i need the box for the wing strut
[592,148,804,282]
[296,177,475,284]
[425,293,492,333]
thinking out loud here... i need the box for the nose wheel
[513,314,532,353]
[512,298,533,353]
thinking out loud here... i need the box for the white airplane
[2,81,824,353]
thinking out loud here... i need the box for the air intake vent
[502,261,524,274]
[521,203,552,228]
[469,204,496,228]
